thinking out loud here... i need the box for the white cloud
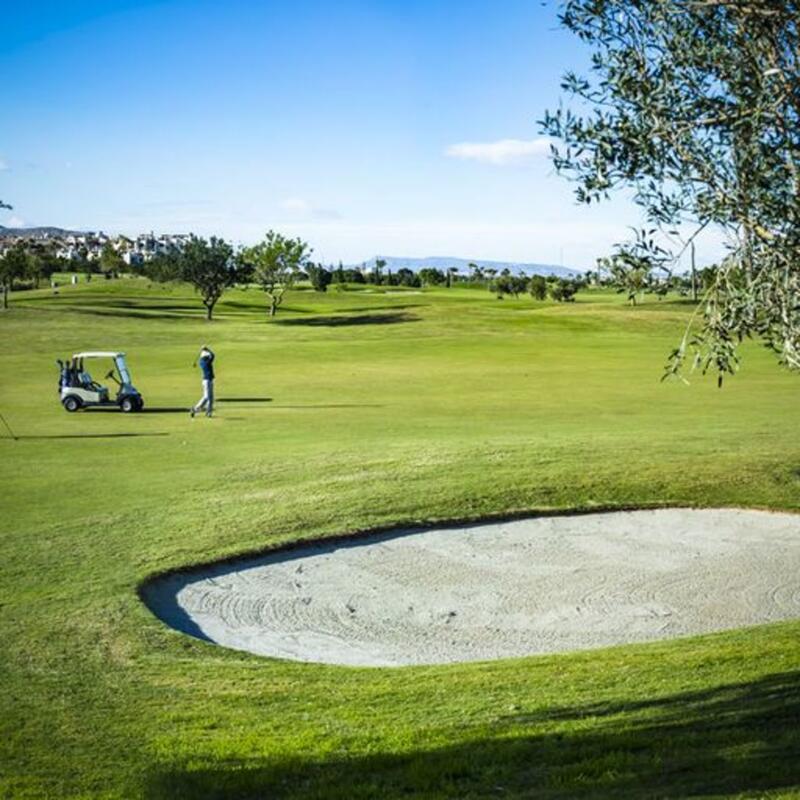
[281,196,341,221]
[281,197,311,214]
[445,138,552,165]
[0,158,9,171]
[7,216,26,227]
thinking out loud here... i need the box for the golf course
[2,277,800,798]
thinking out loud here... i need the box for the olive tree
[548,278,579,303]
[24,239,60,288]
[491,274,528,299]
[419,267,446,286]
[0,244,29,309]
[598,242,654,307]
[529,274,548,300]
[178,235,237,321]
[240,231,310,317]
[542,0,800,383]
[143,251,182,284]
[306,262,332,292]
[99,243,125,278]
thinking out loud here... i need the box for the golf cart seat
[79,371,101,391]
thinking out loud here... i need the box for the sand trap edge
[137,504,800,668]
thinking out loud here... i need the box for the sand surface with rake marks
[143,509,800,666]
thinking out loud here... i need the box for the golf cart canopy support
[73,352,132,385]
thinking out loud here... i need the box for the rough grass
[1,278,799,799]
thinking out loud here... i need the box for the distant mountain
[0,225,86,238]
[354,255,582,278]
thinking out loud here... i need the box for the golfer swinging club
[190,344,215,418]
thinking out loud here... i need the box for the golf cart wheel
[120,397,137,413]
[63,396,82,413]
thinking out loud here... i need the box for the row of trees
[2,224,722,317]
[138,231,310,320]
[0,241,67,308]
[139,239,596,319]
[4,227,705,317]
[310,259,718,305]
[0,239,129,308]
[491,273,580,302]
[2,224,710,320]
[0,230,303,318]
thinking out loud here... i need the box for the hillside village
[0,227,192,266]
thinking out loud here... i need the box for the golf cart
[57,352,144,413]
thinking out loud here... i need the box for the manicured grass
[1,278,799,799]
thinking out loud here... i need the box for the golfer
[190,345,215,418]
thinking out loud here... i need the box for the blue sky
[0,1,723,267]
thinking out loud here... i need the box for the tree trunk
[269,298,277,317]
[205,302,213,321]
[2,284,7,310]
[690,241,698,302]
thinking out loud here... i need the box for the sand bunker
[143,508,800,667]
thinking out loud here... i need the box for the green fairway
[2,279,799,799]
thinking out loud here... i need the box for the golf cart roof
[73,352,125,359]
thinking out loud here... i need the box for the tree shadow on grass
[216,397,273,403]
[639,298,700,309]
[276,312,419,327]
[213,399,377,409]
[271,403,384,409]
[340,303,425,313]
[58,298,273,322]
[56,299,201,320]
[219,297,274,312]
[63,307,194,321]
[3,432,169,440]
[81,407,186,414]
[145,671,800,799]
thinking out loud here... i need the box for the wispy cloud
[445,138,551,165]
[281,197,341,221]
[281,197,312,214]
[7,216,26,227]
[0,158,9,172]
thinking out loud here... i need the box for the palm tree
[374,258,386,285]
[468,262,484,284]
